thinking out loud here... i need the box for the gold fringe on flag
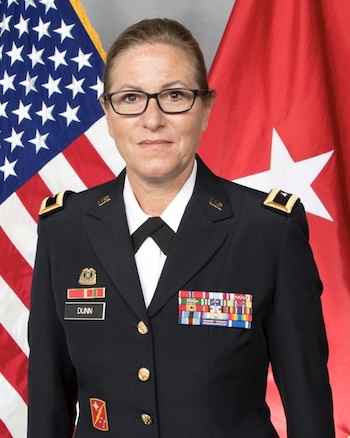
[69,0,106,61]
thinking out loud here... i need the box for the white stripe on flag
[0,193,38,268]
[39,152,87,194]
[84,117,125,177]
[0,373,27,438]
[0,277,30,356]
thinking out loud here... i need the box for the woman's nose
[141,97,166,129]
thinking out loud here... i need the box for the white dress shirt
[124,161,197,308]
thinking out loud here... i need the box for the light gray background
[80,0,236,69]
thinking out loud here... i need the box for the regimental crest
[178,290,253,329]
[90,398,109,431]
[79,268,97,286]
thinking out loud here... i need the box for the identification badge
[178,290,253,329]
[64,302,106,320]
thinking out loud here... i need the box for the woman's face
[101,43,213,186]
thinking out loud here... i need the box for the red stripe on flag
[0,419,11,438]
[63,134,116,188]
[0,325,28,403]
[0,229,32,308]
[16,174,51,222]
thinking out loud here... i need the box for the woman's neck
[126,167,193,216]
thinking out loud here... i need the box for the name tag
[64,302,106,320]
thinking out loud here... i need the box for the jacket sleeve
[265,202,335,437]
[27,220,77,438]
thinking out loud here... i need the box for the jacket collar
[148,156,234,316]
[85,157,237,319]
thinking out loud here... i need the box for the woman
[28,18,334,437]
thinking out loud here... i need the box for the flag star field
[0,0,105,204]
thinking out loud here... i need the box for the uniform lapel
[85,172,148,322]
[148,158,235,317]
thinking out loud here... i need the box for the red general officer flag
[199,1,350,437]
[0,1,124,436]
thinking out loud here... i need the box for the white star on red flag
[200,1,350,435]
[234,128,334,220]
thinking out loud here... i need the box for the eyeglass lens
[109,89,196,114]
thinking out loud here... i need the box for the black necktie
[131,217,175,255]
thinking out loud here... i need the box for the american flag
[0,1,124,436]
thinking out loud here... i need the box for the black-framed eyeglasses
[103,88,211,115]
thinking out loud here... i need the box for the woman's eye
[168,91,182,100]
[123,93,139,103]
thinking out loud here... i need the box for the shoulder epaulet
[263,188,299,215]
[39,190,74,217]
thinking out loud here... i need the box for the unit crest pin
[79,268,97,286]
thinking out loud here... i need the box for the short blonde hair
[103,18,210,97]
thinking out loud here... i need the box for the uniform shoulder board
[263,188,299,215]
[39,190,74,217]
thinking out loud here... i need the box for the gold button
[137,321,148,335]
[138,367,150,382]
[141,413,152,425]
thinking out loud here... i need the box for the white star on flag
[0,71,16,92]
[14,15,30,37]
[43,74,62,97]
[234,128,334,221]
[19,73,38,95]
[0,13,12,35]
[5,128,24,152]
[36,102,55,125]
[29,130,49,153]
[90,76,104,99]
[71,48,92,71]
[12,100,32,123]
[48,47,68,69]
[0,101,9,117]
[59,103,80,126]
[0,157,18,180]
[39,0,57,13]
[33,17,51,40]
[24,0,36,9]
[54,19,74,42]
[66,75,85,98]
[6,42,24,65]
[28,45,45,68]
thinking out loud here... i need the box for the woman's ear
[201,90,216,132]
[99,95,114,138]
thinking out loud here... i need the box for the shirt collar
[124,160,197,234]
